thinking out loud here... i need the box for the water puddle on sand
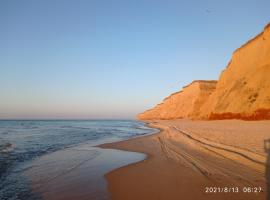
[23,144,145,200]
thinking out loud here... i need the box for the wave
[0,143,15,153]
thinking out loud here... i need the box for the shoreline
[100,119,269,200]
[20,120,151,200]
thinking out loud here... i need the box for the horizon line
[0,118,137,121]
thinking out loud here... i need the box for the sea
[0,120,155,200]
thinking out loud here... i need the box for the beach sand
[100,120,270,200]
[24,145,145,200]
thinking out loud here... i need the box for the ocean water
[0,120,154,200]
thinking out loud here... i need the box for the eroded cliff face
[138,23,270,120]
[200,23,270,120]
[138,80,217,120]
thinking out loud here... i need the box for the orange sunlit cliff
[138,23,270,120]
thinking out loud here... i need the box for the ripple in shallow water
[0,120,155,200]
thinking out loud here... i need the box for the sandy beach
[1,1,269,200]
[101,120,270,200]
[23,142,145,200]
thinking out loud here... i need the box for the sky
[0,0,270,119]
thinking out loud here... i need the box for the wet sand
[101,120,270,200]
[24,143,145,200]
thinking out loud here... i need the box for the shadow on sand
[264,139,270,200]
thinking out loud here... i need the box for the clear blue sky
[0,0,269,119]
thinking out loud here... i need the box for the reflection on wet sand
[24,144,145,200]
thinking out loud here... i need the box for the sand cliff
[138,80,217,120]
[138,23,270,120]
